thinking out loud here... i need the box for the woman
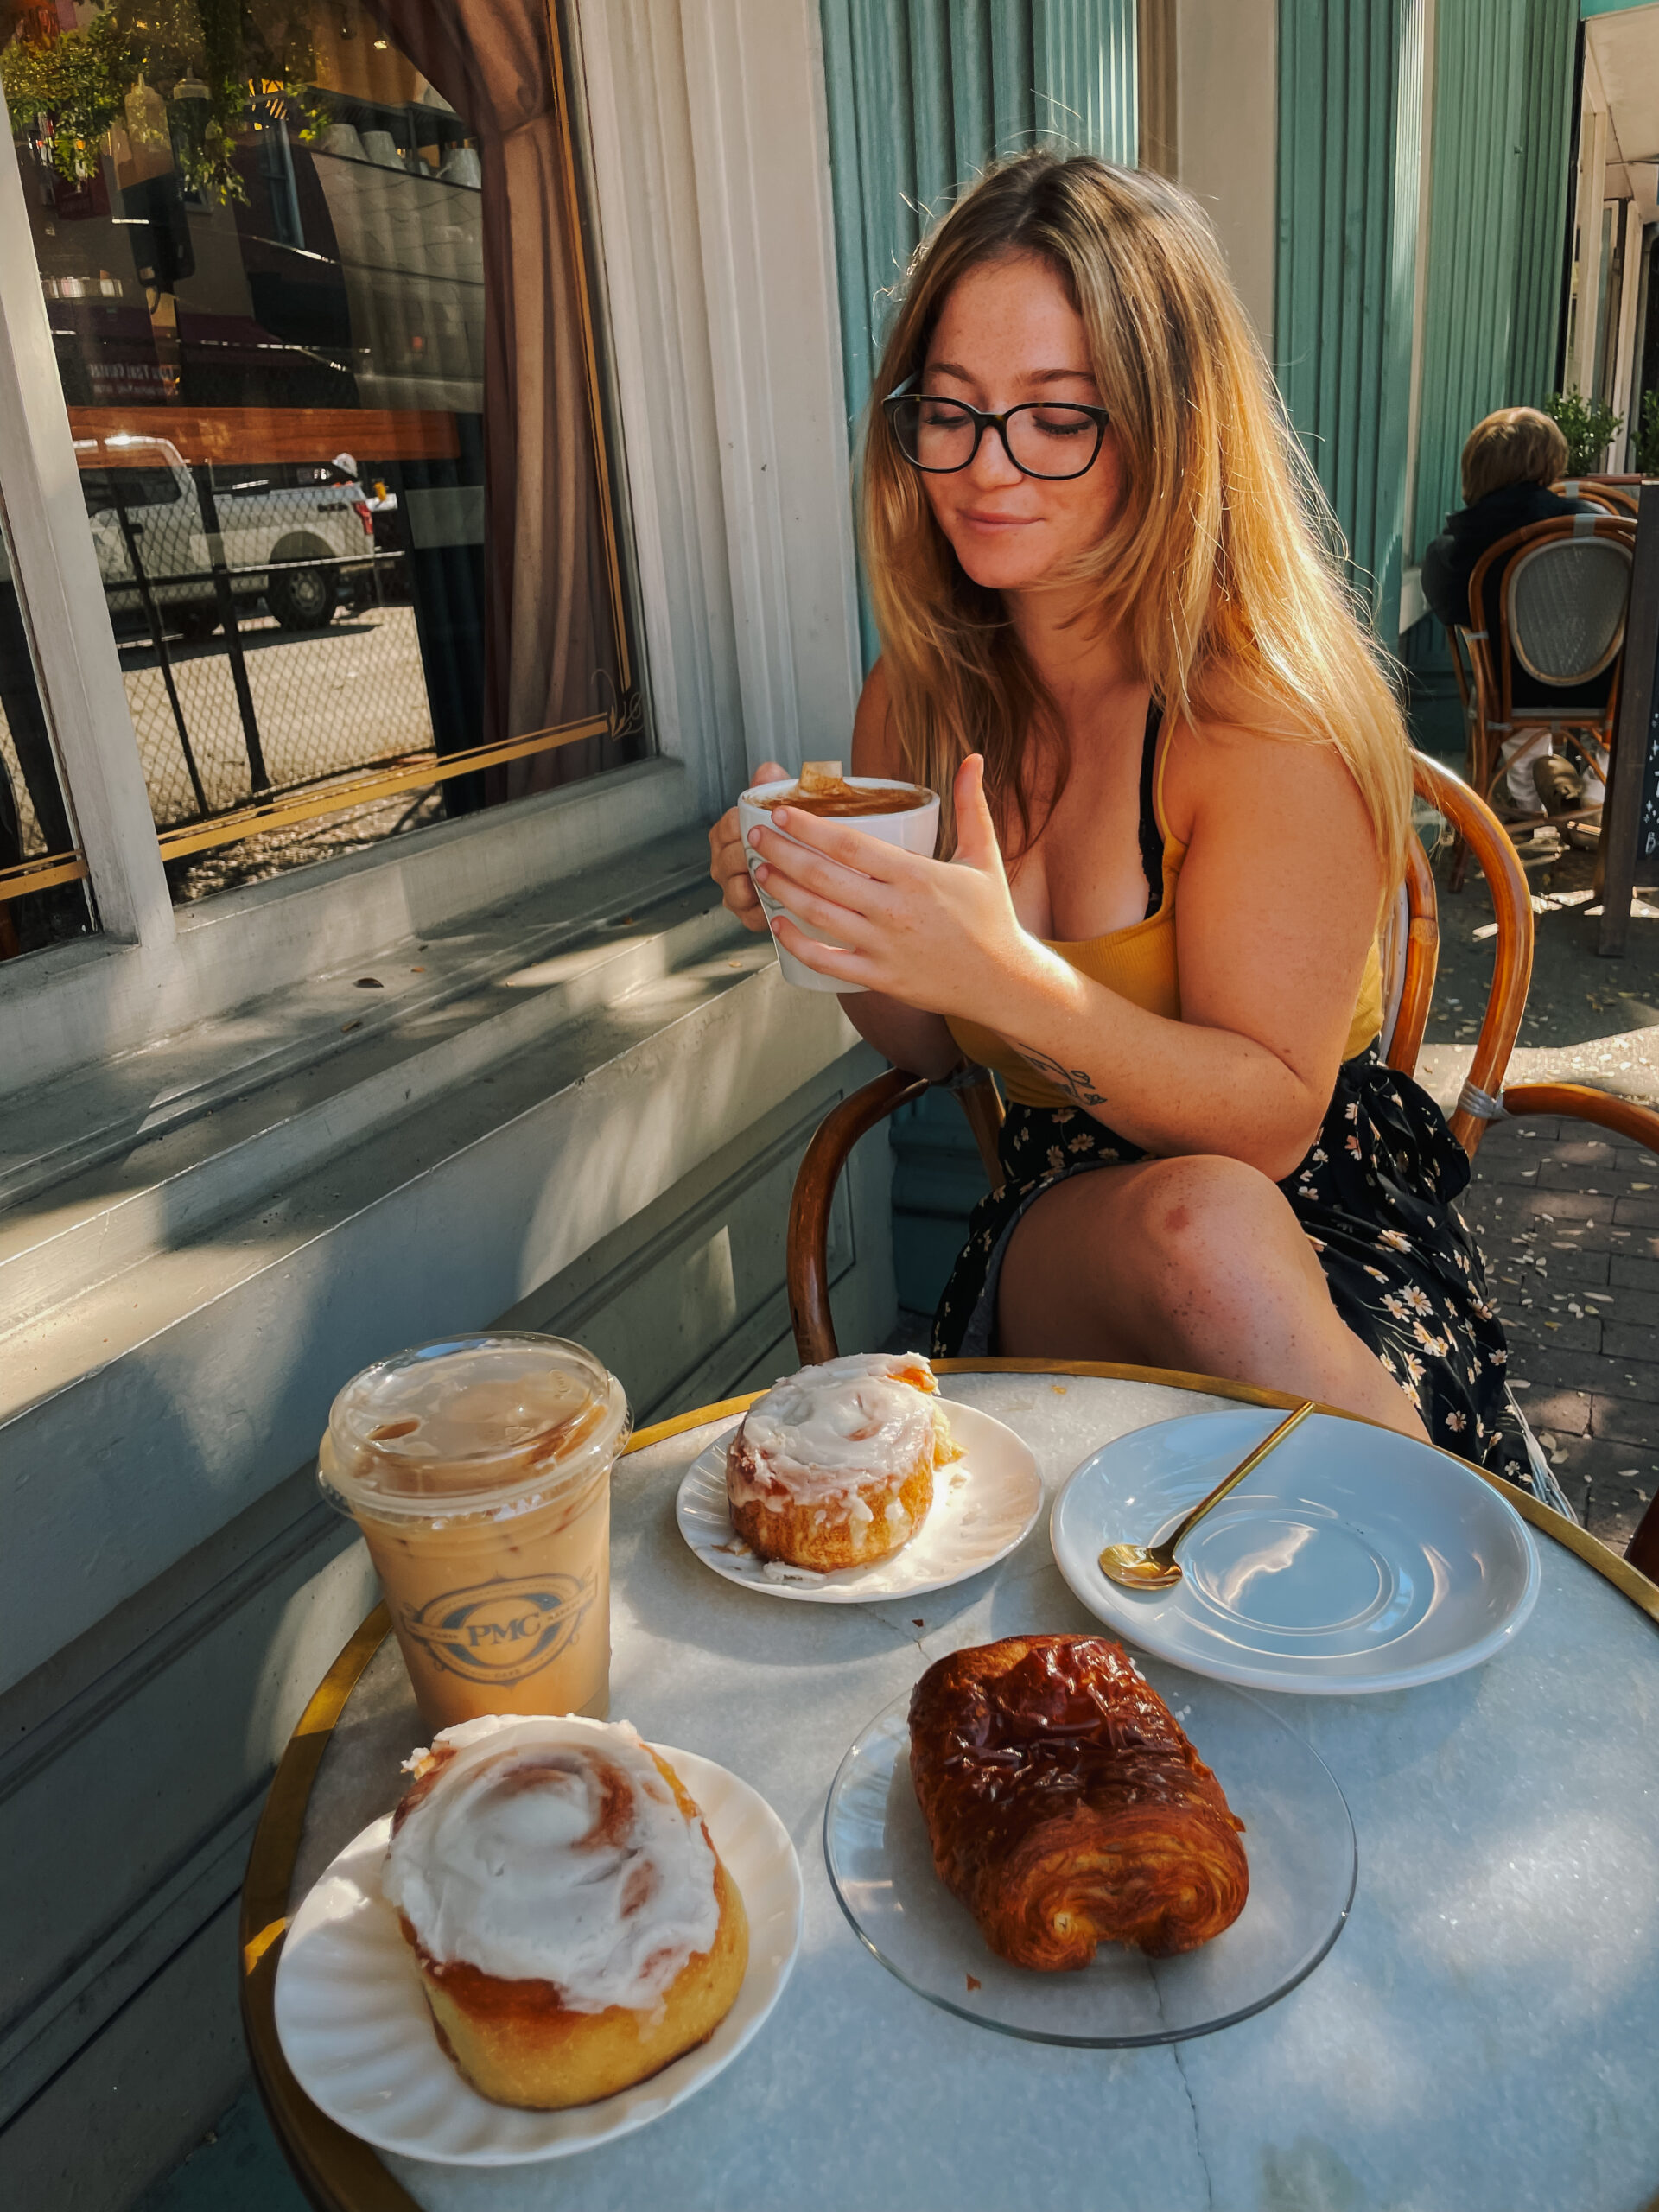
[709,154,1544,1497]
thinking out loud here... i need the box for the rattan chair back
[1457,514,1633,824]
[1505,533,1631,686]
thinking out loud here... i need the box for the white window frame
[0,0,863,1091]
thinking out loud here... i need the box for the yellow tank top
[946,734,1383,1110]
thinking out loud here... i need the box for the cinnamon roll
[908,1635,1248,1967]
[382,1713,747,2107]
[726,1352,958,1572]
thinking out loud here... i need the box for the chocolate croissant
[908,1635,1248,1968]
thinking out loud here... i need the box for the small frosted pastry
[726,1351,957,1572]
[908,1635,1249,1967]
[382,1713,747,2108]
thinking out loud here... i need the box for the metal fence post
[110,483,208,818]
[191,463,270,795]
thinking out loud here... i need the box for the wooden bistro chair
[785,753,1659,1581]
[1554,478,1640,520]
[1452,512,1634,864]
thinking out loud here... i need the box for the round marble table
[241,1363,1659,2212]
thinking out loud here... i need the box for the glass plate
[823,1665,1356,2047]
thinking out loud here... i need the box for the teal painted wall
[1274,0,1426,635]
[817,0,1138,1324]
[822,0,1137,655]
[1274,0,1575,631]
[1512,1,1580,413]
[1410,0,1577,561]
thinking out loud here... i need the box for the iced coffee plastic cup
[319,1333,630,1732]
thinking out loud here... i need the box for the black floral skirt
[932,1050,1548,1497]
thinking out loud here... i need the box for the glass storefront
[0,490,94,957]
[2,0,642,904]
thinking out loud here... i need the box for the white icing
[381,1713,719,2012]
[728,1354,940,1517]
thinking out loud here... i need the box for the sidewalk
[1424,836,1659,1550]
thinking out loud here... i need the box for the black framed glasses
[882,376,1110,480]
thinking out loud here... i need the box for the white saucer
[676,1400,1042,1602]
[1050,1408,1539,1694]
[273,1749,802,2164]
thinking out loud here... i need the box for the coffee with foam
[747,757,931,818]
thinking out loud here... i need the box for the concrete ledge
[0,1513,375,2126]
[0,756,696,1100]
[4,949,860,1688]
[0,1893,246,2212]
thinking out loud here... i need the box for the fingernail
[747,828,762,846]
[772,806,791,826]
[753,863,769,883]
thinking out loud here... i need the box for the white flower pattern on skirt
[931,1047,1529,1487]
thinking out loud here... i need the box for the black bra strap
[1138,696,1166,919]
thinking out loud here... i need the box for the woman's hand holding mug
[709,759,786,931]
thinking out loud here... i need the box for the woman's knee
[1116,1155,1316,1309]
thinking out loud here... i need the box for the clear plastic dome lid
[318,1332,630,1522]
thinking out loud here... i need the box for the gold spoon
[1097,1400,1317,1591]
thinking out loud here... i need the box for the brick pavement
[1459,1114,1659,1549]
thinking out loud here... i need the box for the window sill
[0,755,696,1102]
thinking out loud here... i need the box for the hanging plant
[3,0,323,204]
[1,11,140,181]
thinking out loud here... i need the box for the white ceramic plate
[272,1749,802,2165]
[1050,1408,1539,1694]
[676,1400,1042,1602]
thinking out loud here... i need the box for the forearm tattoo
[1015,1046,1108,1109]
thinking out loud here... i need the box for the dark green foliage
[1542,390,1624,475]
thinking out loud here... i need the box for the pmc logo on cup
[403,1572,597,1684]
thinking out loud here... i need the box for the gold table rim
[238,1360,1659,2212]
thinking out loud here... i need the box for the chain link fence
[87,456,439,855]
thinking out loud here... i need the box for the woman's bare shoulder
[850,658,906,779]
[1163,698,1376,854]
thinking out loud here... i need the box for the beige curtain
[366,0,624,791]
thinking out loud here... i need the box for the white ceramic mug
[737,776,941,992]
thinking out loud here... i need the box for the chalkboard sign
[1598,480,1659,957]
[1638,686,1659,875]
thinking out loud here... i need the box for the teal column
[821,0,1137,510]
[1510,0,1578,413]
[1275,0,1426,637]
[817,0,1138,1324]
[1410,0,1576,559]
[1035,0,1138,158]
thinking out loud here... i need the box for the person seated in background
[1421,407,1606,823]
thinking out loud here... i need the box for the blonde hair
[861,153,1412,889]
[1460,406,1568,505]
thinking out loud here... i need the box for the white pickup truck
[76,435,377,635]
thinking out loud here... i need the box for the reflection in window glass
[0,504,95,959]
[3,0,642,903]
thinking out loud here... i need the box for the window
[0,489,94,957]
[2,0,641,912]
